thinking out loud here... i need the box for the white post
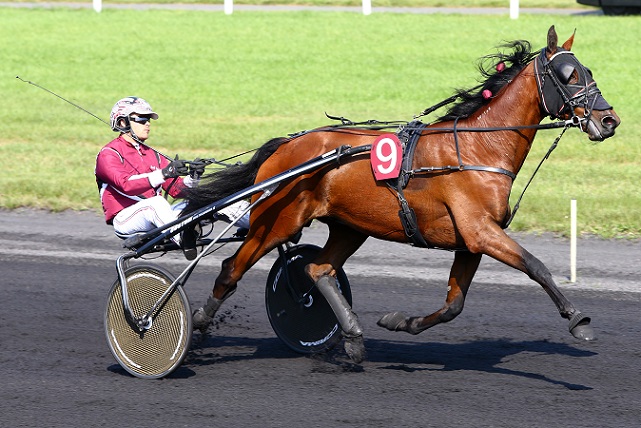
[93,0,102,13]
[362,0,372,15]
[224,0,233,15]
[510,0,519,19]
[570,199,577,283]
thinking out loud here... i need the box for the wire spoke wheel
[265,244,352,354]
[104,263,192,379]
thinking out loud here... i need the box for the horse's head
[535,26,620,141]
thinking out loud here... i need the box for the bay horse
[184,26,620,363]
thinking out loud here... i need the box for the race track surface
[1,209,639,427]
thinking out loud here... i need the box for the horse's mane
[437,40,537,121]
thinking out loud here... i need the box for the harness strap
[451,117,517,180]
[386,121,431,247]
[389,182,431,248]
[396,121,429,188]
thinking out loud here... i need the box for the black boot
[181,226,198,260]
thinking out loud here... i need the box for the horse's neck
[463,63,544,174]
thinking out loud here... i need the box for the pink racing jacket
[95,135,186,224]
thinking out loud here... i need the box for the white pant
[218,200,251,229]
[113,196,250,243]
[113,196,184,242]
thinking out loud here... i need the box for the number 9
[375,138,398,175]
[370,134,402,181]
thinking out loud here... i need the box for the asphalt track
[1,209,640,427]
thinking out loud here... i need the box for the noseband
[534,48,612,123]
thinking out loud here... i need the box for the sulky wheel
[265,244,352,354]
[104,263,192,379]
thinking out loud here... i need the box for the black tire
[265,244,352,354]
[104,263,192,379]
[602,6,641,15]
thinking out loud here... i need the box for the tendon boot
[315,275,366,363]
[192,288,236,333]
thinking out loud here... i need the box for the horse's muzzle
[586,109,621,141]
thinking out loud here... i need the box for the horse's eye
[553,63,575,85]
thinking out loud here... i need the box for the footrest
[116,231,173,250]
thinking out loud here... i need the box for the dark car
[577,0,641,14]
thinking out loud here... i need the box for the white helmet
[110,96,158,132]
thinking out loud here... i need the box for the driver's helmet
[109,96,159,131]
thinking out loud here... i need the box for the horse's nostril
[602,116,619,129]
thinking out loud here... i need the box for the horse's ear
[562,29,576,51]
[546,25,558,55]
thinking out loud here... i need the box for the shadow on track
[177,334,596,390]
[368,339,596,390]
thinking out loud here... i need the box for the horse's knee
[212,256,240,299]
[220,256,235,272]
[305,262,335,282]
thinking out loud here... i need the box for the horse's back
[254,129,380,183]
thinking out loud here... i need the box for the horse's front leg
[467,225,595,341]
[378,250,482,334]
[192,227,279,332]
[192,255,241,332]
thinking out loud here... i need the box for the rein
[317,115,580,178]
[503,125,568,227]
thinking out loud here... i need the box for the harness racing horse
[184,26,620,363]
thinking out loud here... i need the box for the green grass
[1,7,640,238]
[6,0,596,9]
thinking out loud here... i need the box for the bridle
[534,48,612,126]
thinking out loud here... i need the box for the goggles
[130,116,152,125]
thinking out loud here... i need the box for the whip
[17,75,182,162]
[17,76,255,167]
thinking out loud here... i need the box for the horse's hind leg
[378,250,482,334]
[306,223,368,363]
[315,275,366,362]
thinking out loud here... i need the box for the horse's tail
[182,136,290,215]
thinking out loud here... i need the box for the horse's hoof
[377,312,407,332]
[192,308,213,333]
[344,335,366,363]
[569,312,596,341]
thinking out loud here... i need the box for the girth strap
[392,183,431,248]
[387,121,431,248]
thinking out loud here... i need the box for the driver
[95,96,249,259]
